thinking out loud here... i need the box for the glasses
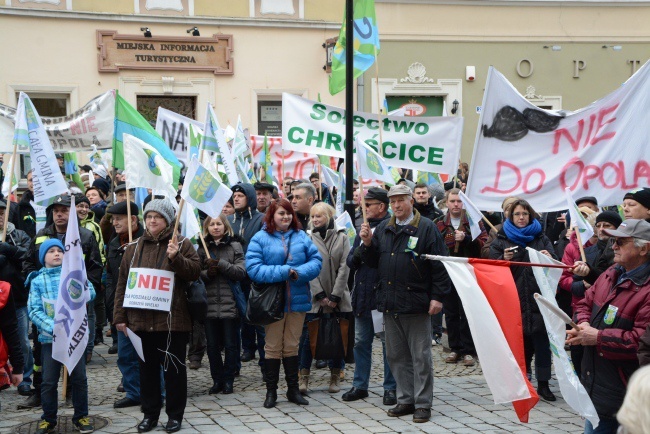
[613,237,633,247]
[513,212,530,217]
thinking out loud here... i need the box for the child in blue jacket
[27,239,96,434]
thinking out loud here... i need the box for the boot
[282,356,309,405]
[299,369,310,395]
[328,368,341,393]
[263,358,281,409]
[537,380,556,402]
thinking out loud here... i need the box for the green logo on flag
[127,271,137,289]
[367,152,383,175]
[143,148,162,176]
[189,166,217,204]
[67,279,83,300]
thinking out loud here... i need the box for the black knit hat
[74,193,90,207]
[596,211,623,229]
[623,187,650,210]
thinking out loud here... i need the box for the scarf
[503,218,542,247]
[313,219,334,239]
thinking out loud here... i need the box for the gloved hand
[204,258,220,278]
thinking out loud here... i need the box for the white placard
[126,327,145,362]
[123,267,175,312]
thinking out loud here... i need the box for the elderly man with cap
[0,200,32,396]
[21,194,103,408]
[359,184,450,423]
[569,219,650,434]
[113,199,201,433]
[105,200,145,407]
[342,187,397,405]
[254,182,274,214]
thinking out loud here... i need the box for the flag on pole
[259,134,274,183]
[113,93,181,186]
[336,165,346,217]
[52,195,93,373]
[356,139,395,185]
[458,190,486,241]
[123,133,176,199]
[565,188,594,244]
[431,256,539,422]
[13,92,69,204]
[63,153,86,191]
[180,201,202,248]
[527,248,600,428]
[202,104,238,186]
[416,171,443,187]
[89,144,109,173]
[334,211,357,247]
[188,123,203,164]
[329,0,380,95]
[232,115,248,159]
[181,157,233,219]
[1,152,19,198]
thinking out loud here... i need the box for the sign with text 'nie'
[124,268,175,312]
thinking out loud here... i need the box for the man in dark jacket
[569,219,650,434]
[0,200,31,396]
[435,189,487,367]
[228,183,265,365]
[413,183,443,221]
[342,187,396,406]
[14,170,36,238]
[106,201,145,409]
[21,194,103,408]
[359,184,449,423]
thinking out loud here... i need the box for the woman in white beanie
[113,198,201,433]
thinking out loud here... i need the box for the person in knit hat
[113,197,201,433]
[623,188,650,221]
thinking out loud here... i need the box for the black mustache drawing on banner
[482,106,564,141]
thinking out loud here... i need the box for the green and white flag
[181,156,233,218]
[1,152,19,198]
[202,104,238,186]
[232,115,248,159]
[565,188,594,244]
[13,92,68,204]
[335,211,357,248]
[63,153,86,191]
[356,138,395,185]
[188,123,203,164]
[180,201,202,248]
[124,133,176,199]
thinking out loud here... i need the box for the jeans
[584,417,619,434]
[524,330,552,382]
[41,344,88,424]
[352,316,396,391]
[188,320,206,362]
[298,313,344,370]
[16,306,34,386]
[86,300,95,357]
[205,318,240,384]
[117,331,141,402]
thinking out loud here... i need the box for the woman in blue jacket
[246,199,322,409]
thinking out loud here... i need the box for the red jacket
[559,231,595,308]
[574,262,650,417]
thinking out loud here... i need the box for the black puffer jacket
[360,210,450,314]
[0,223,31,308]
[198,235,247,319]
[347,214,390,318]
[14,191,36,238]
[414,199,443,221]
[489,228,556,335]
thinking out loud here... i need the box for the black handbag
[186,278,208,324]
[245,234,293,326]
[308,310,347,360]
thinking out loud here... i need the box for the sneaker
[35,420,56,434]
[431,336,442,346]
[461,354,476,367]
[74,417,94,433]
[445,352,460,363]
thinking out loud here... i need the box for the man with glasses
[569,219,650,434]
[342,187,397,406]
[282,177,294,198]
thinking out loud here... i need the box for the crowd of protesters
[0,158,649,434]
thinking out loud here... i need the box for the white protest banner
[467,64,650,211]
[124,268,175,312]
[52,195,91,373]
[14,93,69,204]
[282,93,463,175]
[527,248,600,428]
[155,107,204,168]
[0,91,115,153]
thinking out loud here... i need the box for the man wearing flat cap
[254,182,274,214]
[359,184,450,423]
[569,219,650,434]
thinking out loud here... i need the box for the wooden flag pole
[1,144,18,242]
[62,367,68,399]
[317,163,323,201]
[373,46,384,157]
[574,226,587,263]
[125,188,133,243]
[172,199,186,243]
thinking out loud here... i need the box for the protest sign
[466,64,650,211]
[0,91,115,153]
[124,268,175,312]
[282,93,463,175]
[155,107,204,168]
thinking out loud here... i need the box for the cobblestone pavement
[0,336,586,433]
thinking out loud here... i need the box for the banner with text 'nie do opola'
[282,93,463,176]
[466,63,650,211]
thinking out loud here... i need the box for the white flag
[565,188,594,244]
[13,93,68,204]
[52,195,92,373]
[180,202,202,242]
[232,115,248,158]
[181,157,233,219]
[202,104,239,186]
[527,247,600,428]
[124,133,176,199]
[458,190,485,241]
[334,211,357,248]
[1,152,19,197]
[356,139,396,185]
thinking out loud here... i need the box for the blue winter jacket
[246,228,322,313]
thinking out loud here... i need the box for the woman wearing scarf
[488,199,557,402]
